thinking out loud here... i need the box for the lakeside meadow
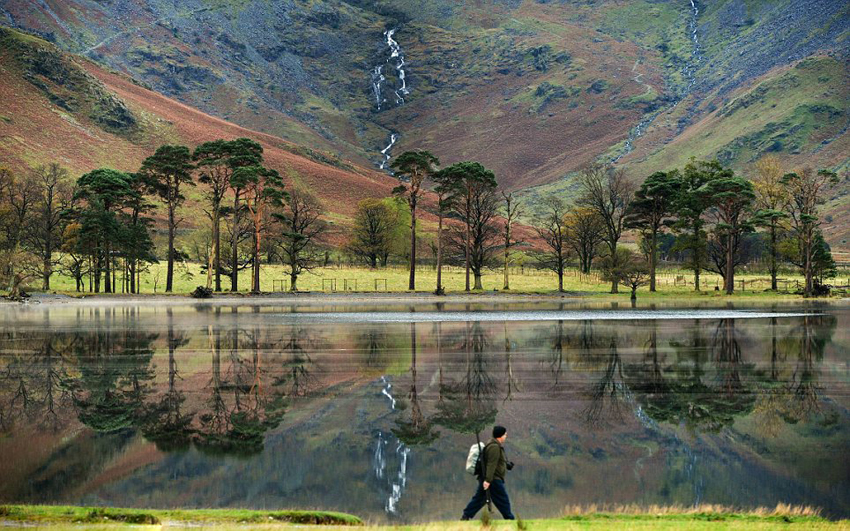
[21,260,849,299]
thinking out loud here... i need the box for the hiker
[461,425,515,521]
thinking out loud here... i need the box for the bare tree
[752,156,791,290]
[275,187,326,291]
[577,163,636,293]
[347,198,399,268]
[782,168,838,297]
[447,179,500,290]
[24,163,74,290]
[534,196,570,292]
[564,206,605,274]
[501,191,522,290]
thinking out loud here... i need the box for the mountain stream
[612,0,704,163]
[372,29,410,171]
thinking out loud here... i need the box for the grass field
[0,504,843,530]
[31,259,850,299]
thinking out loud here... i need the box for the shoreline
[1,290,843,307]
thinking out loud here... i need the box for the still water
[0,300,847,520]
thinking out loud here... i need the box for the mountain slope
[0,26,399,226]
[1,1,848,246]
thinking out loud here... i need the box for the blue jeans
[462,479,514,520]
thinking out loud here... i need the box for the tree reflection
[275,325,321,397]
[627,319,757,432]
[433,322,497,435]
[0,307,294,456]
[196,318,287,456]
[582,328,628,427]
[140,308,193,451]
[503,322,521,401]
[0,326,75,433]
[356,325,392,376]
[66,312,157,433]
[392,322,440,446]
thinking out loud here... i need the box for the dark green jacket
[482,438,507,483]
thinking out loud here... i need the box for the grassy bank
[1,504,844,529]
[26,260,849,298]
[0,505,362,525]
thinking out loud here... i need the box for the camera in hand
[506,461,515,471]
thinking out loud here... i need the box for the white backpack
[465,442,485,475]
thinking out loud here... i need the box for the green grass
[1,504,843,529]
[24,258,840,299]
[0,504,362,525]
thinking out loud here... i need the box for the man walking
[461,425,515,520]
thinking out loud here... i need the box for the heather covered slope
[0,26,400,224]
[2,0,848,245]
[3,0,846,189]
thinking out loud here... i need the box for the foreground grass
[1,504,845,529]
[29,260,844,298]
[0,505,362,525]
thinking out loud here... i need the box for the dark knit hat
[493,425,507,438]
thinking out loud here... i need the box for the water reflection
[0,302,847,519]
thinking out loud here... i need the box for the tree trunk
[435,213,443,294]
[42,238,52,290]
[649,230,657,292]
[804,228,813,297]
[166,201,175,292]
[558,266,564,292]
[693,220,701,291]
[206,204,219,290]
[231,192,240,292]
[769,222,777,291]
[252,215,261,292]
[214,202,222,292]
[408,203,416,291]
[473,271,483,290]
[104,243,112,293]
[725,231,734,295]
[290,269,298,292]
[503,247,510,290]
[464,211,471,292]
[609,243,618,294]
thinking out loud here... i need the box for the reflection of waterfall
[373,376,411,514]
[371,28,409,171]
[612,1,703,163]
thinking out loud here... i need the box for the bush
[190,286,213,299]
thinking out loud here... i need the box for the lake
[0,299,847,521]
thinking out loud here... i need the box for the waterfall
[379,133,398,170]
[612,1,703,163]
[371,28,409,171]
[372,65,385,110]
[372,376,411,515]
[385,29,410,104]
[682,0,703,94]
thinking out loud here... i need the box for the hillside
[0,26,400,227]
[1,0,848,247]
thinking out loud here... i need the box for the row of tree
[360,152,838,298]
[0,138,332,295]
[0,140,840,297]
